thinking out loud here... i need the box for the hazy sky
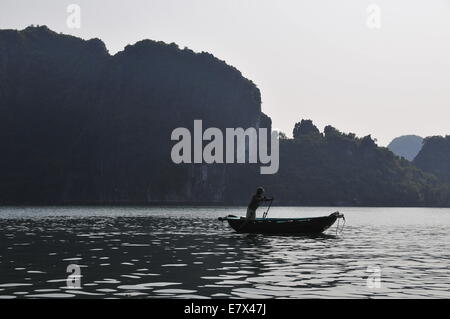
[1,0,450,145]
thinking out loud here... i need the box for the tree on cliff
[0,26,448,206]
[0,26,267,204]
[260,121,449,206]
[293,119,321,139]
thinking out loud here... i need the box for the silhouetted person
[246,187,274,219]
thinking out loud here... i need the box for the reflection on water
[0,206,449,299]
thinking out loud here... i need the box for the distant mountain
[414,136,450,185]
[387,135,423,161]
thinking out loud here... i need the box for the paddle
[262,198,273,219]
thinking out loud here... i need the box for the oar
[262,199,273,219]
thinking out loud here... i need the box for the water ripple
[0,207,449,298]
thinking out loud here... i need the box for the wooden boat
[219,212,344,234]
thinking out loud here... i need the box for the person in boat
[246,187,274,219]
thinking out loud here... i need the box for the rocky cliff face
[1,26,448,207]
[260,121,449,207]
[0,26,268,204]
[414,136,450,185]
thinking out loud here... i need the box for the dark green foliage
[0,26,448,206]
[278,132,288,140]
[293,119,321,139]
[261,123,449,206]
[0,26,265,204]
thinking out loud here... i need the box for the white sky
[1,0,450,145]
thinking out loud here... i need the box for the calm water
[0,206,449,299]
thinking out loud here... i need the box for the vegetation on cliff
[0,26,266,204]
[0,26,448,206]
[259,121,449,206]
[414,136,450,186]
